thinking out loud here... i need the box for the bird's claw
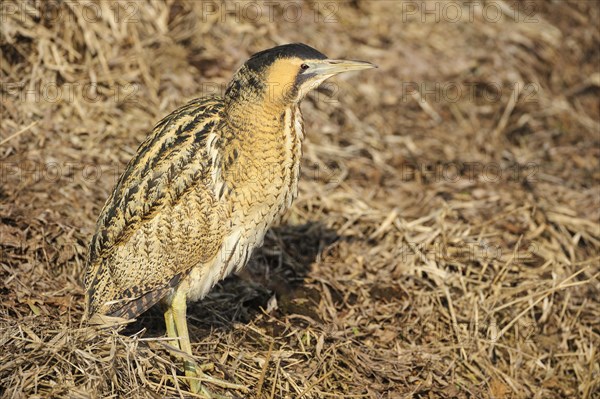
[185,360,248,397]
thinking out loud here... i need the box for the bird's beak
[309,59,377,76]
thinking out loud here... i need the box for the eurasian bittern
[84,43,375,394]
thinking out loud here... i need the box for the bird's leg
[163,307,180,350]
[170,291,248,396]
[171,290,206,394]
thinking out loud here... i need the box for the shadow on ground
[124,221,339,339]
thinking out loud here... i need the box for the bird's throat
[220,103,303,214]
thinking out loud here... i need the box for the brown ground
[1,1,599,398]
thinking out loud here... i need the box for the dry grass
[1,1,599,398]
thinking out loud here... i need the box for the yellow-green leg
[168,291,248,396]
[164,307,179,350]
[171,290,205,394]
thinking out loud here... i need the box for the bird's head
[225,43,376,107]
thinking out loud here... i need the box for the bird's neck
[224,67,295,130]
[219,97,304,197]
[224,96,291,137]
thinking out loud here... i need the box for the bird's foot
[184,360,248,397]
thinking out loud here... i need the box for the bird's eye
[300,63,309,70]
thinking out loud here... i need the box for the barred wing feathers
[84,96,225,318]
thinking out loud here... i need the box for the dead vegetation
[0,1,599,398]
